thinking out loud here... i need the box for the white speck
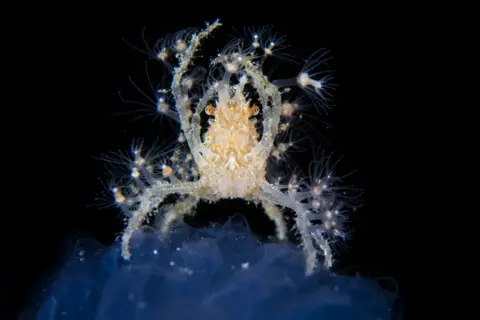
[179,267,194,275]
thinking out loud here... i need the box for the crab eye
[205,105,215,116]
[250,105,260,116]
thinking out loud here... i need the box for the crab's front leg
[120,181,200,260]
[261,200,287,240]
[170,19,221,164]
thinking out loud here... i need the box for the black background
[3,7,425,319]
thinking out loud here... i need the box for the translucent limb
[242,61,283,158]
[157,195,199,236]
[259,182,333,275]
[261,200,287,240]
[121,181,200,260]
[170,19,221,162]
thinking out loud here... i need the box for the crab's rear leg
[261,200,287,240]
[259,182,333,275]
[157,195,199,236]
[120,181,200,260]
